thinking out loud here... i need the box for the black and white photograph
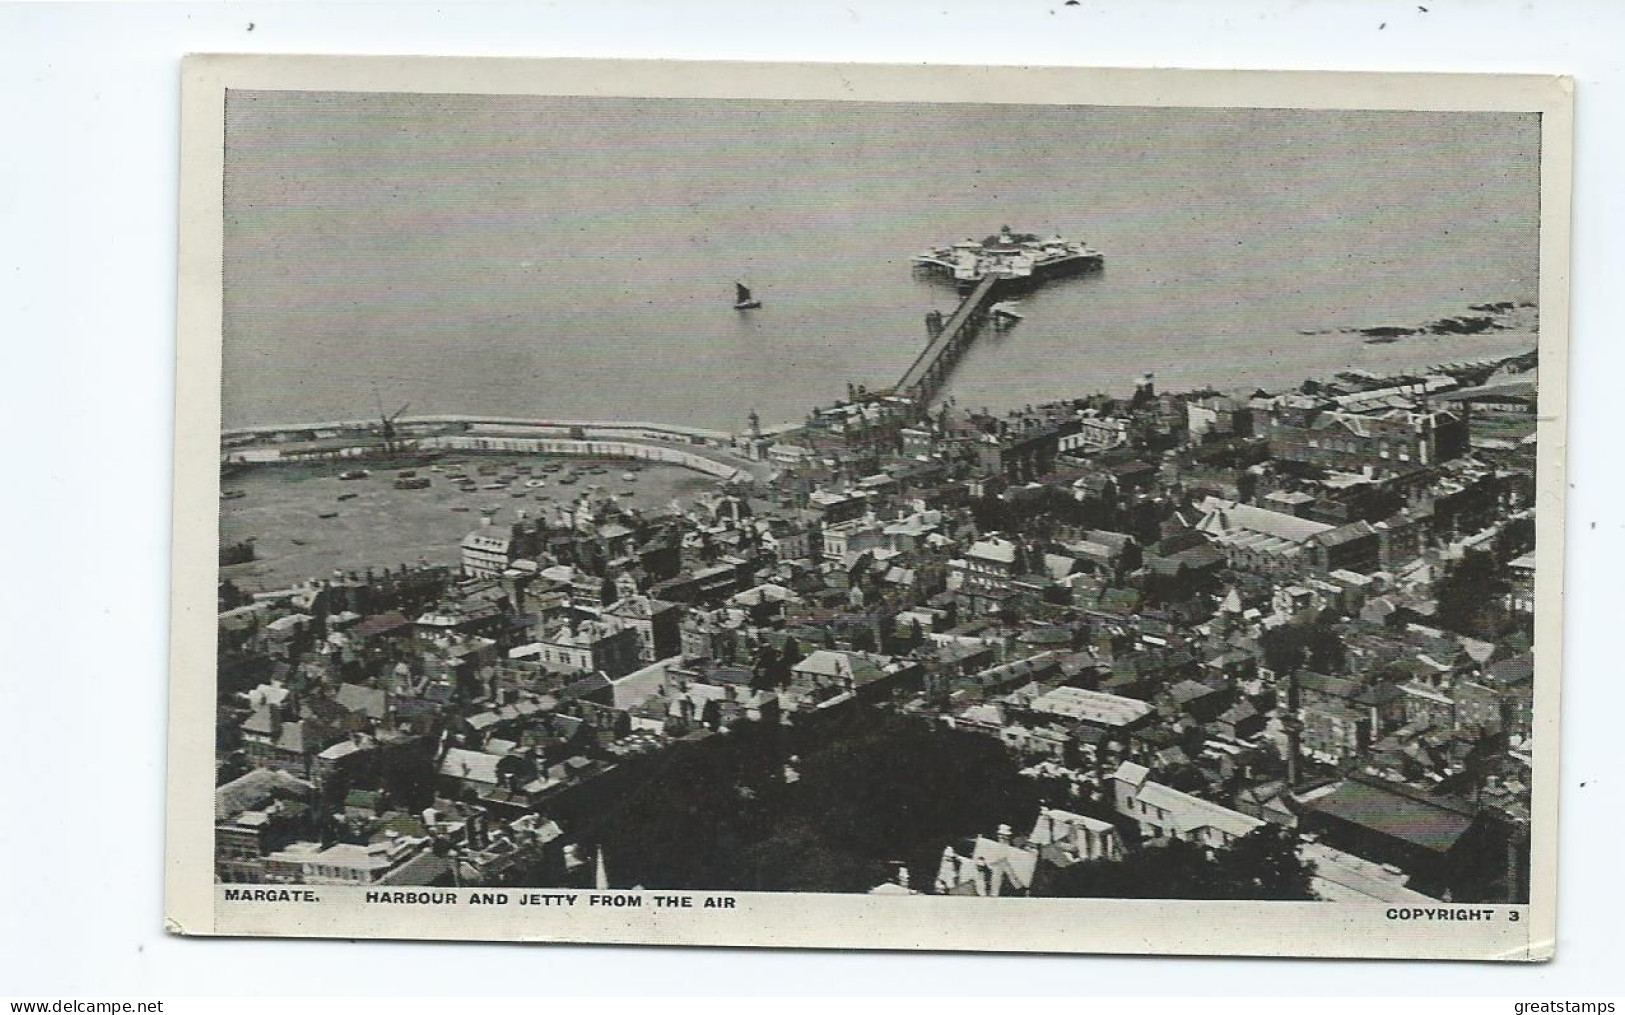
[166,56,1570,960]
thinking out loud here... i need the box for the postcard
[169,55,1570,959]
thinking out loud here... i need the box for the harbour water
[220,460,715,591]
[224,95,1539,432]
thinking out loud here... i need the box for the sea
[223,94,1541,433]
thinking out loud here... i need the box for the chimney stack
[1284,716,1303,789]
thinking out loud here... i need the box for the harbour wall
[222,415,740,446]
[420,432,748,483]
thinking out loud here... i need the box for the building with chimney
[461,529,517,578]
[264,835,443,886]
[214,768,314,883]
[602,595,682,663]
[533,619,642,680]
[1110,761,1264,849]
[1027,806,1123,866]
[933,826,1040,897]
[1269,395,1469,472]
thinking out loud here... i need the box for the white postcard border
[168,55,1572,960]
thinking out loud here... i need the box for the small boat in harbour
[318,511,338,519]
[338,469,370,481]
[733,281,762,310]
[337,493,358,501]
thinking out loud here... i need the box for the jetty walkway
[893,273,1002,404]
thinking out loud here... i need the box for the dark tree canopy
[1259,624,1307,677]
[1304,622,1346,675]
[578,712,1037,894]
[1435,550,1512,639]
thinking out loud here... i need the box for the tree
[1304,621,1346,674]
[1236,469,1259,504]
[970,493,1008,535]
[1259,624,1307,677]
[379,747,438,814]
[781,635,803,669]
[750,643,781,691]
[1495,515,1536,562]
[1435,550,1511,638]
[219,579,250,611]
[1215,825,1318,900]
[309,586,331,642]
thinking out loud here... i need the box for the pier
[893,273,1002,405]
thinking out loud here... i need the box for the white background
[2,0,1620,996]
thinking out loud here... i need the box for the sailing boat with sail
[733,282,762,310]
